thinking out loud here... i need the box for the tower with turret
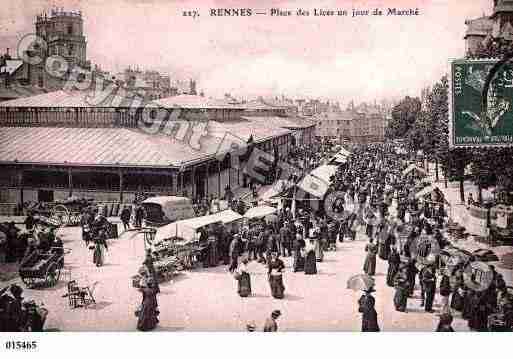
[35,9,88,67]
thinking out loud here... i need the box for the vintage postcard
[0,0,512,340]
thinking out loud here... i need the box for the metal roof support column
[68,167,73,197]
[205,162,209,197]
[218,161,221,198]
[191,166,196,200]
[17,169,23,208]
[172,171,178,196]
[119,169,124,203]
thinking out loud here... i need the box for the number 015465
[4,341,38,351]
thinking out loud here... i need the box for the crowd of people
[130,142,513,332]
[326,144,512,332]
[2,140,512,332]
[0,214,64,269]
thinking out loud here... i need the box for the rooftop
[154,94,246,110]
[493,1,513,16]
[0,118,292,168]
[464,16,494,38]
[0,90,247,110]
[240,116,315,129]
[0,59,23,76]
[0,85,48,101]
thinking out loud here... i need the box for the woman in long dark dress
[358,289,380,332]
[268,252,285,299]
[436,313,455,332]
[136,279,159,331]
[393,268,409,312]
[386,246,400,287]
[292,234,305,272]
[304,239,317,275]
[92,229,108,267]
[450,269,464,311]
[363,238,378,276]
[378,224,392,260]
[236,258,252,297]
[462,288,475,321]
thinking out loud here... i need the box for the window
[38,75,44,87]
[69,44,74,55]
[67,25,73,35]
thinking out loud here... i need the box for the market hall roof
[0,89,139,108]
[240,116,316,129]
[0,85,48,101]
[0,90,246,110]
[153,94,246,110]
[0,118,292,168]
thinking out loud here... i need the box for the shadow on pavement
[86,300,113,310]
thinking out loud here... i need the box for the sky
[0,0,494,104]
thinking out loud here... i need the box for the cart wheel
[45,263,59,287]
[51,205,70,227]
[21,276,32,288]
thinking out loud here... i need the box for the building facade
[465,0,513,56]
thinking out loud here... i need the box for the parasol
[347,274,375,292]
[363,210,380,226]
[472,249,499,262]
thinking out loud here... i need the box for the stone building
[0,9,98,102]
[465,0,513,56]
[314,110,353,143]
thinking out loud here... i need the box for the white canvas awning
[415,185,436,199]
[297,165,337,198]
[337,148,352,157]
[244,205,277,219]
[332,155,347,164]
[259,180,292,201]
[402,164,427,176]
[156,209,242,242]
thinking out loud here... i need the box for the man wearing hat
[229,234,241,272]
[263,310,281,332]
[5,284,24,331]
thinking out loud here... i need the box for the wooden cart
[19,249,64,288]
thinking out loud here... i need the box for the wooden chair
[63,280,98,308]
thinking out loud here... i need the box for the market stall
[490,205,513,245]
[244,205,277,219]
[141,196,194,227]
[295,164,337,212]
[402,164,428,177]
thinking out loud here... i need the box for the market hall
[0,90,315,208]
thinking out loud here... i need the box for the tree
[386,96,422,139]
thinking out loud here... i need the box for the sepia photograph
[0,0,512,340]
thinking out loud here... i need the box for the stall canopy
[142,196,194,223]
[297,165,338,199]
[337,148,352,157]
[402,164,427,177]
[260,180,293,201]
[155,209,242,242]
[332,153,348,164]
[415,185,436,199]
[244,205,277,219]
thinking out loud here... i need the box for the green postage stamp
[450,58,513,148]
